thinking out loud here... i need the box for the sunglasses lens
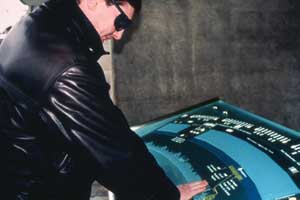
[115,14,132,31]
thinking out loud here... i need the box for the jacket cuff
[147,177,180,200]
[118,175,180,200]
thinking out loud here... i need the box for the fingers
[188,180,208,188]
[189,181,209,195]
[178,180,209,200]
[185,180,208,190]
[178,180,208,190]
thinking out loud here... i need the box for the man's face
[94,1,135,42]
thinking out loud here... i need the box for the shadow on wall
[273,1,300,52]
[113,13,142,54]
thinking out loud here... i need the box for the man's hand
[177,180,208,200]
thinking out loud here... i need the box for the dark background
[113,0,300,130]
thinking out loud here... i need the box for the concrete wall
[113,0,300,129]
[99,40,115,102]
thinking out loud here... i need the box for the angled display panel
[134,99,300,200]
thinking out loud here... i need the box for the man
[0,0,208,199]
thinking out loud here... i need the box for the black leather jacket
[0,1,179,199]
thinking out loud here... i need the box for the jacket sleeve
[43,65,180,200]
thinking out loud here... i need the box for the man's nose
[113,30,125,40]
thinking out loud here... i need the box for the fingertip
[202,180,209,185]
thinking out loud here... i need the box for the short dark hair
[76,0,142,15]
[107,0,142,14]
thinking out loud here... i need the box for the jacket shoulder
[0,9,89,101]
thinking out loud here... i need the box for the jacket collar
[44,0,109,61]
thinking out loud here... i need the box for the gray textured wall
[113,0,300,130]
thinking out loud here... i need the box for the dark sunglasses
[111,0,133,31]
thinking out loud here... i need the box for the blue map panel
[134,99,300,200]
